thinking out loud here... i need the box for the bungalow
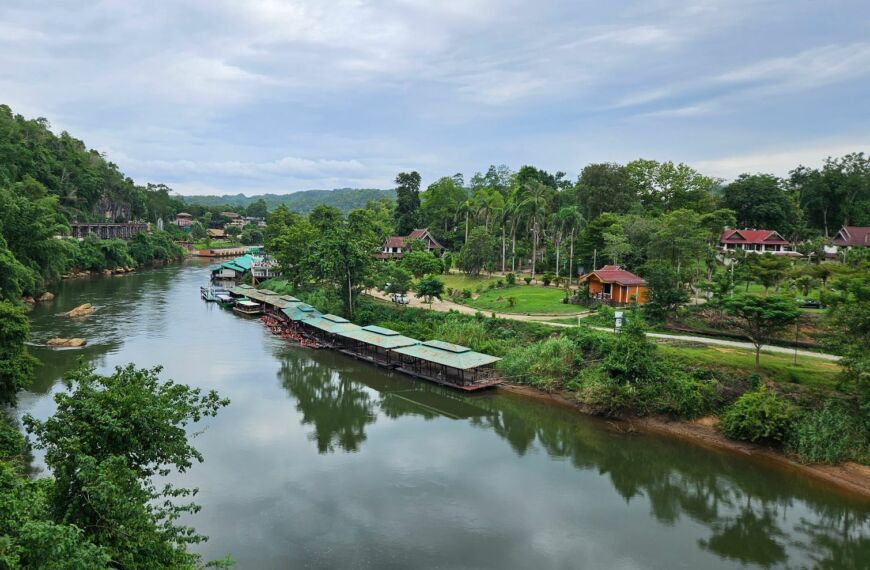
[719,229,795,255]
[376,228,445,260]
[207,228,226,239]
[210,254,254,282]
[832,226,870,249]
[174,212,193,228]
[580,265,648,305]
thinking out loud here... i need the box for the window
[603,283,612,296]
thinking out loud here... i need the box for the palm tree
[559,206,585,285]
[454,199,474,244]
[518,182,550,281]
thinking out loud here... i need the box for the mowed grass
[659,344,842,389]
[440,273,503,291]
[464,286,581,315]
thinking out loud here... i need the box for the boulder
[38,292,55,302]
[103,269,113,276]
[64,303,94,318]
[114,267,126,274]
[47,337,87,347]
[22,296,36,305]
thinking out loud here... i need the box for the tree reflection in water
[277,350,869,569]
[278,355,376,453]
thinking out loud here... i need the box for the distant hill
[180,188,396,214]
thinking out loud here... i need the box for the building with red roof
[579,265,648,305]
[832,226,870,249]
[375,228,445,260]
[719,229,796,255]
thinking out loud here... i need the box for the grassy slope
[659,344,841,389]
[464,286,579,314]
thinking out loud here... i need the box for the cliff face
[93,193,130,222]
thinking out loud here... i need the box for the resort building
[174,212,193,227]
[580,265,648,305]
[832,226,870,250]
[719,229,796,255]
[376,228,445,260]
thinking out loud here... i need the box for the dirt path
[365,291,840,360]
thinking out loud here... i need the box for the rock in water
[47,337,87,347]
[38,292,55,302]
[64,303,94,317]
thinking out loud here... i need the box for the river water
[16,261,870,569]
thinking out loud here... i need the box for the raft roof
[282,304,321,321]
[391,340,500,370]
[335,326,419,349]
[305,314,361,334]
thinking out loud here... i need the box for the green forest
[181,188,396,214]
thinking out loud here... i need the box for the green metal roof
[238,284,254,289]
[362,325,400,336]
[279,295,300,302]
[422,340,472,353]
[305,314,361,334]
[336,327,419,349]
[391,341,500,370]
[282,305,321,321]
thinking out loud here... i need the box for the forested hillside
[0,105,183,298]
[181,188,396,214]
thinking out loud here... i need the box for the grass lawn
[462,285,581,315]
[659,344,841,389]
[440,273,503,291]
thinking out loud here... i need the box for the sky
[2,0,869,195]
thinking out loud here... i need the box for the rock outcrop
[64,303,95,317]
[38,292,55,302]
[47,337,87,347]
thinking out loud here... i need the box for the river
[16,261,870,569]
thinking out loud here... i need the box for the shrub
[498,337,579,391]
[496,280,503,288]
[542,273,554,286]
[786,400,869,464]
[507,296,517,308]
[506,272,516,285]
[602,316,657,384]
[462,288,472,299]
[523,276,532,285]
[719,386,796,445]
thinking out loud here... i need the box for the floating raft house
[391,340,501,391]
[225,285,501,391]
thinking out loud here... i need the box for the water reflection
[20,261,870,569]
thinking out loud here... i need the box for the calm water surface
[17,261,870,569]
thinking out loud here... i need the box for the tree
[394,171,422,235]
[722,174,801,238]
[641,261,690,321]
[823,274,870,389]
[189,220,206,240]
[246,198,268,219]
[753,254,791,293]
[721,295,801,368]
[23,364,229,569]
[415,274,445,304]
[518,181,552,280]
[626,159,718,214]
[457,226,494,276]
[380,263,413,297]
[420,176,467,248]
[309,221,376,319]
[575,162,636,220]
[225,225,241,237]
[0,300,35,406]
[401,250,442,278]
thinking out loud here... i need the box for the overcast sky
[3,1,869,195]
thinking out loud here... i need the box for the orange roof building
[579,265,648,305]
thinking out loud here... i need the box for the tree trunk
[511,226,517,272]
[555,231,561,279]
[531,224,538,280]
[754,344,761,369]
[465,211,469,243]
[501,225,506,273]
[568,230,575,286]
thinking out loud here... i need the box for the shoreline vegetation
[259,278,870,497]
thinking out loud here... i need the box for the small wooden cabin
[580,265,648,305]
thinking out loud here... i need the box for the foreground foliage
[0,364,231,569]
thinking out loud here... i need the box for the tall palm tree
[518,182,550,281]
[558,206,585,285]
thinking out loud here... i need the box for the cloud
[692,140,870,180]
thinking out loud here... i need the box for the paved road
[365,291,840,362]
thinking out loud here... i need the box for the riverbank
[499,383,870,501]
